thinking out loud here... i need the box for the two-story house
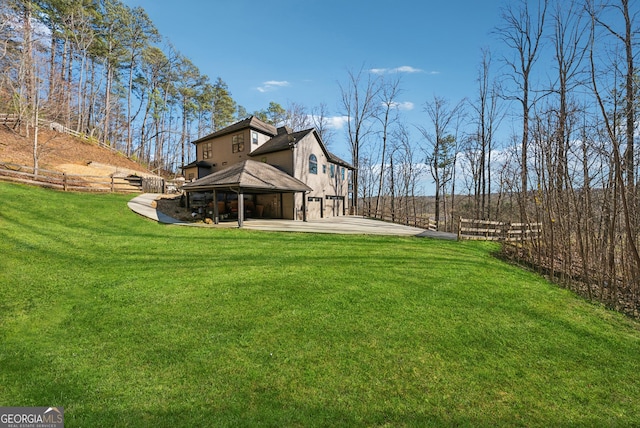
[182,116,353,225]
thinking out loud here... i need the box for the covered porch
[182,160,312,227]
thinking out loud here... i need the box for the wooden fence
[457,217,541,242]
[0,162,164,193]
[363,208,438,231]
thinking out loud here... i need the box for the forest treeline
[0,0,319,173]
[2,0,640,317]
[335,0,640,317]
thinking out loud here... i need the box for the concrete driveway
[128,193,457,239]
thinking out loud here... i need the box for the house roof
[249,129,314,156]
[249,128,355,170]
[182,159,312,193]
[191,116,277,145]
[181,160,213,170]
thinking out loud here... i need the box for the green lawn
[1,182,639,427]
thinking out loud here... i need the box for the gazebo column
[237,190,244,228]
[302,192,307,222]
[213,189,219,224]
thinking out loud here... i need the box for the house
[182,116,353,226]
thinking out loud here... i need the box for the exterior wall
[254,150,294,175]
[292,134,349,220]
[195,128,274,173]
[183,166,197,181]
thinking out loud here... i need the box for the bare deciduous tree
[495,0,549,222]
[339,66,382,215]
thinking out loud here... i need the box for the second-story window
[252,131,259,145]
[232,133,244,153]
[309,154,318,174]
[203,142,212,159]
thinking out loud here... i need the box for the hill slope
[0,124,154,177]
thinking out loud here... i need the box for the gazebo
[182,159,312,227]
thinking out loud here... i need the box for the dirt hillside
[0,124,155,177]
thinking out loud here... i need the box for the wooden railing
[363,208,438,231]
[0,162,164,193]
[457,217,541,242]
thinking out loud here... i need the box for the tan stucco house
[182,116,353,226]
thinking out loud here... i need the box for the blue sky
[122,0,506,163]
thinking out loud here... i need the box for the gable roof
[249,129,314,156]
[249,128,354,170]
[182,159,312,193]
[191,116,277,145]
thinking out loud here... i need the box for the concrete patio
[128,193,457,239]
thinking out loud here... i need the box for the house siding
[195,128,275,174]
[187,117,351,221]
[292,134,349,220]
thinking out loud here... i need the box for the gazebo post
[213,189,219,224]
[302,192,307,222]
[238,190,244,228]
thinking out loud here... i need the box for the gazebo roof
[182,159,312,193]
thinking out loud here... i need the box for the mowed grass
[1,182,639,427]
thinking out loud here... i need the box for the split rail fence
[363,208,438,231]
[0,162,164,193]
[457,217,541,242]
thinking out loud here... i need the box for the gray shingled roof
[182,160,312,193]
[191,116,277,145]
[249,128,354,169]
[249,129,314,157]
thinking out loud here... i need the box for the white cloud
[388,101,415,111]
[392,65,423,73]
[256,80,290,93]
[370,66,424,75]
[327,116,350,130]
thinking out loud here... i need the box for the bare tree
[311,102,336,148]
[374,76,401,218]
[339,66,382,215]
[418,96,465,230]
[471,48,504,219]
[283,101,312,131]
[588,0,640,308]
[495,0,549,221]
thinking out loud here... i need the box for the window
[322,164,327,174]
[341,167,345,180]
[252,131,259,145]
[203,142,212,159]
[330,164,335,178]
[309,154,318,174]
[232,133,244,153]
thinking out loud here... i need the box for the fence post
[503,222,511,242]
[457,216,462,241]
[63,172,67,191]
[111,176,114,192]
